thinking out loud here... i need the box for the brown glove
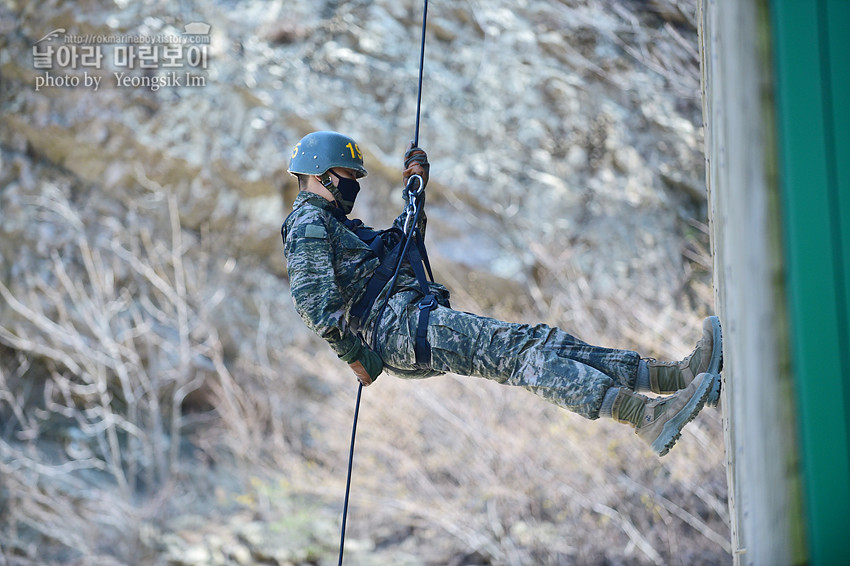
[403,142,430,191]
[349,361,374,386]
[341,343,383,387]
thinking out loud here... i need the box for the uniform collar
[293,190,349,221]
[294,190,337,212]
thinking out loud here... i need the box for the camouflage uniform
[283,191,640,419]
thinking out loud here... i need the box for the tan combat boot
[611,372,720,456]
[641,316,723,406]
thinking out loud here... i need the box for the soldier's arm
[284,215,360,359]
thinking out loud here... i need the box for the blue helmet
[288,131,368,178]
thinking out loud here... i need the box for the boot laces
[645,346,697,369]
[644,357,677,368]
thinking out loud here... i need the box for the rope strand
[337,2,430,564]
[337,382,363,566]
[413,0,429,147]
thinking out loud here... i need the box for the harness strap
[349,240,403,332]
[341,217,395,260]
[415,233,435,282]
[401,228,439,369]
[405,233,433,295]
[415,294,437,368]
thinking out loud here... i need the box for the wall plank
[697,1,806,564]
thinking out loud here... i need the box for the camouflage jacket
[281,191,449,361]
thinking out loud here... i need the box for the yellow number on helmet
[345,142,363,160]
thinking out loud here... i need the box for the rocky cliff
[0,0,728,564]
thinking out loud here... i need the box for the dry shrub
[282,362,728,565]
[0,182,728,565]
[0,180,264,563]
[0,169,725,566]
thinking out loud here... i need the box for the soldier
[282,131,722,456]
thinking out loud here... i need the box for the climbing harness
[338,2,431,564]
[345,173,438,368]
[373,174,439,368]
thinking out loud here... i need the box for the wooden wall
[697,1,806,564]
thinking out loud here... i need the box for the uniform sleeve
[283,212,360,360]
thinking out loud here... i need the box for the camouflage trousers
[370,292,641,419]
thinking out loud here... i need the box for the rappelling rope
[337,380,362,566]
[413,0,429,148]
[337,1,430,564]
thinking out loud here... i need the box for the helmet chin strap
[319,172,345,208]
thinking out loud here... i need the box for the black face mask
[326,170,361,215]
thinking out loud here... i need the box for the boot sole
[651,373,717,457]
[705,316,723,407]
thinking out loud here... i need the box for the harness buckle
[418,295,438,311]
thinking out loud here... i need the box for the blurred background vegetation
[0,0,728,564]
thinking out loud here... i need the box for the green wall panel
[825,1,850,380]
[771,1,850,565]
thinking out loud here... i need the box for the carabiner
[403,200,417,234]
[403,174,424,235]
[405,174,424,199]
